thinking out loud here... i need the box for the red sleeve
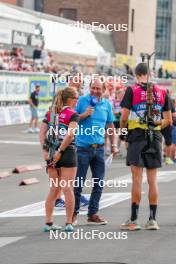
[43,111,50,124]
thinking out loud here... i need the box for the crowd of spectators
[0,47,59,73]
[1,47,176,79]
[157,66,176,79]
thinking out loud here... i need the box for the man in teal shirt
[73,78,118,225]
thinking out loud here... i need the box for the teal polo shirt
[75,94,114,147]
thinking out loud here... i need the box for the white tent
[0,3,105,57]
[41,19,105,57]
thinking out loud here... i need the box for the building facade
[128,0,157,57]
[0,0,44,11]
[42,0,129,54]
[0,0,157,58]
[41,0,157,58]
[155,0,176,60]
[0,0,17,4]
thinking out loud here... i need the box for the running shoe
[87,214,108,225]
[145,219,160,230]
[43,224,62,232]
[64,224,74,232]
[80,195,89,208]
[165,157,174,165]
[33,127,40,133]
[120,219,141,231]
[55,198,65,209]
[27,128,34,133]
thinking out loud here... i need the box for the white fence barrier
[0,104,49,126]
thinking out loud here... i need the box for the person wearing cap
[28,84,40,133]
[73,78,118,225]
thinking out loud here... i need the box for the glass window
[155,0,172,59]
[34,0,44,12]
[59,8,77,20]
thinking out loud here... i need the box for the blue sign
[29,79,49,99]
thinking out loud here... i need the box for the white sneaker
[33,127,40,133]
[145,219,160,230]
[27,128,34,133]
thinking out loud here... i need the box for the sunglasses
[71,96,79,100]
[91,86,102,90]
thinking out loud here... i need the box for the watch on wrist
[42,143,48,151]
[58,148,64,155]
[111,144,117,148]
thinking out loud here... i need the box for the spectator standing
[28,84,40,133]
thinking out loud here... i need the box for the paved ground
[0,124,176,264]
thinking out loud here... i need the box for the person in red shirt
[40,87,79,232]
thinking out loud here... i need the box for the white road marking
[0,171,175,218]
[111,171,176,183]
[0,237,25,248]
[154,171,176,182]
[0,193,131,218]
[0,140,39,145]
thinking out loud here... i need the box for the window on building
[158,0,171,10]
[131,9,135,32]
[59,8,77,20]
[34,0,44,12]
[155,0,172,60]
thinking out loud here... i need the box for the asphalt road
[0,124,176,264]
